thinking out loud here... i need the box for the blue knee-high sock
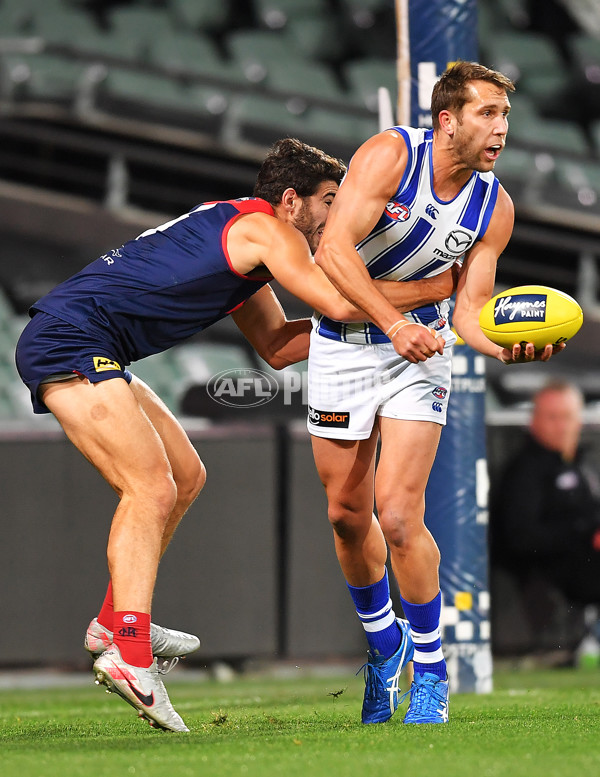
[347,569,401,659]
[400,591,447,680]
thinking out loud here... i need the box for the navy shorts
[15,311,133,414]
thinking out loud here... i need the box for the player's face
[292,180,339,253]
[453,81,510,173]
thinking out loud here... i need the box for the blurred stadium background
[0,0,599,669]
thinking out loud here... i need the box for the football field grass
[1,664,600,777]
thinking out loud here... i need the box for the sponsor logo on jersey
[432,386,447,400]
[433,247,459,261]
[308,406,350,428]
[93,356,122,372]
[385,201,411,222]
[444,229,474,255]
[432,402,443,413]
[425,204,439,219]
[494,294,547,324]
[207,368,279,408]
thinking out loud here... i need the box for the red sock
[113,611,152,668]
[97,581,114,632]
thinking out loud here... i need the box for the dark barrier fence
[2,420,599,668]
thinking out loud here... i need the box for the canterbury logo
[93,356,121,372]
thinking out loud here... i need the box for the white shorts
[307,328,455,440]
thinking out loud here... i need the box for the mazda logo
[444,230,473,254]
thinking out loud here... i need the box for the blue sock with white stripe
[400,591,447,680]
[347,569,401,659]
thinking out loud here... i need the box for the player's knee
[327,502,368,541]
[152,473,179,518]
[175,452,206,508]
[378,508,423,554]
[379,513,411,552]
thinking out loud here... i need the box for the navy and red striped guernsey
[30,198,275,364]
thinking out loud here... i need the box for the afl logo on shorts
[308,406,350,428]
[385,201,410,222]
[432,386,447,400]
[93,356,121,372]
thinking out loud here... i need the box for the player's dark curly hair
[431,61,515,131]
[253,138,346,206]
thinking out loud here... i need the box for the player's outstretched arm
[231,285,311,369]
[453,188,563,363]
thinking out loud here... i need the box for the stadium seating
[252,0,329,30]
[94,68,229,135]
[225,94,307,149]
[507,111,590,156]
[482,30,571,113]
[282,16,345,62]
[147,32,247,85]
[226,29,305,84]
[29,6,101,47]
[0,52,89,106]
[166,0,233,33]
[1,0,600,424]
[344,57,397,114]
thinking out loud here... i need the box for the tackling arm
[228,211,456,325]
[231,285,311,370]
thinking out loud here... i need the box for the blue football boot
[402,671,449,724]
[359,618,414,724]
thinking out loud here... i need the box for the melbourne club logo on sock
[119,613,138,638]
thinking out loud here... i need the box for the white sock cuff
[413,646,445,664]
[410,627,441,644]
[357,597,393,621]
[361,609,396,633]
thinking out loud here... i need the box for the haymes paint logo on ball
[493,293,547,325]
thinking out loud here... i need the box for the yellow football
[479,285,583,349]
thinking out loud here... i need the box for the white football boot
[85,617,200,659]
[93,644,189,732]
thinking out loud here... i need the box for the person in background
[491,380,600,664]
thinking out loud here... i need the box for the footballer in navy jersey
[30,198,276,365]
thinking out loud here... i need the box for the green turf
[1,665,600,777]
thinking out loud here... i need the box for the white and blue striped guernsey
[314,126,500,345]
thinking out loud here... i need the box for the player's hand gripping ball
[479,285,583,349]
